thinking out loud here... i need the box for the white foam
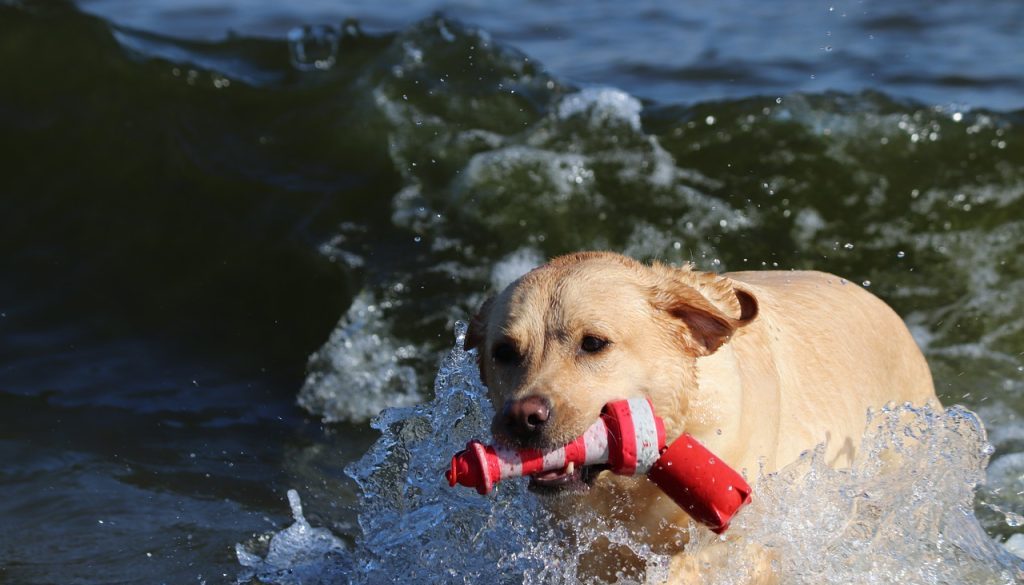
[490,247,543,291]
[298,290,422,423]
[376,72,745,261]
[457,145,598,206]
[556,87,643,131]
[792,207,826,245]
[1005,534,1024,559]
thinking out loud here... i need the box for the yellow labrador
[464,252,937,581]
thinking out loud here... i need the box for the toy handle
[447,440,498,495]
[446,417,612,494]
[445,398,663,494]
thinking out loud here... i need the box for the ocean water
[1,1,1023,583]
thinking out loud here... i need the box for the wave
[282,16,1024,428]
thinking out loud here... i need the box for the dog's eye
[492,342,522,365]
[580,335,609,354]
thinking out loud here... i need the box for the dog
[464,251,937,582]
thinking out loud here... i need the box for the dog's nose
[503,395,551,441]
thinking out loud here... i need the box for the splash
[298,290,422,424]
[236,490,351,585]
[694,405,1024,584]
[240,327,1024,584]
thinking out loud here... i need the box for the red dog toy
[446,398,752,533]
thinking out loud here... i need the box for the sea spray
[239,325,1024,584]
[236,490,351,585]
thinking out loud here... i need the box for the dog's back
[725,270,937,468]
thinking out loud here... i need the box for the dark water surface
[1,1,1023,583]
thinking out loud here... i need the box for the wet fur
[465,251,938,582]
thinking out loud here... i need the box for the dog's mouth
[528,462,608,494]
[490,428,611,495]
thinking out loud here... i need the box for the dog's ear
[464,295,494,352]
[650,265,758,355]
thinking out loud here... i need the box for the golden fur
[465,251,937,582]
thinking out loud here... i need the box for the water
[77,0,1024,110]
[2,1,1023,583]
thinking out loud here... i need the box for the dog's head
[464,251,757,494]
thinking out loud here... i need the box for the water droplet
[413,236,422,243]
[825,45,833,52]
[705,115,716,126]
[952,112,963,122]
[287,25,339,72]
[897,251,906,258]
[843,242,854,250]
[862,280,872,287]
[708,457,716,464]
[1006,511,1024,527]
[775,97,783,104]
